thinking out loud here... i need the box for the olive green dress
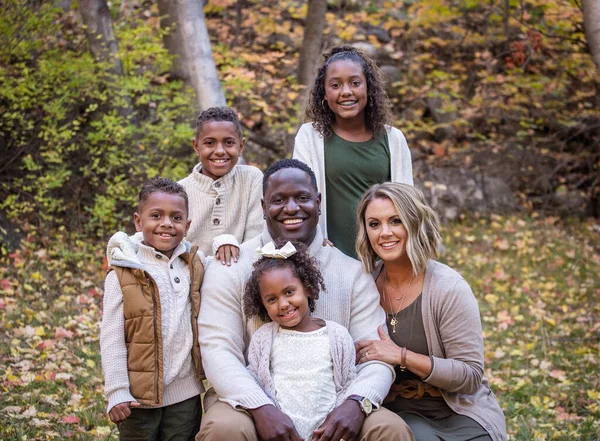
[385,295,492,441]
[324,131,390,258]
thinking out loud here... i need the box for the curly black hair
[305,45,393,139]
[263,158,318,194]
[194,106,243,139]
[138,177,188,214]
[243,239,326,322]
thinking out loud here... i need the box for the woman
[354,183,506,441]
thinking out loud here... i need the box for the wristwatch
[347,394,373,416]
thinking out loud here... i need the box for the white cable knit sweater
[198,227,395,412]
[100,232,205,412]
[179,164,265,256]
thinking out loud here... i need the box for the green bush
[0,3,197,240]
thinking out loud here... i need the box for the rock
[548,190,588,218]
[360,24,392,43]
[415,167,519,220]
[425,96,457,141]
[0,212,23,252]
[380,65,402,98]
[350,42,378,59]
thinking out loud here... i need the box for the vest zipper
[149,276,160,404]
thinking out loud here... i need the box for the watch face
[362,398,373,414]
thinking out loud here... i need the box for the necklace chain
[383,269,410,333]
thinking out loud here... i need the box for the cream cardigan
[293,123,413,238]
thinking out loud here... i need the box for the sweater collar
[191,162,238,193]
[107,231,190,269]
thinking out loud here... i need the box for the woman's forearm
[403,350,432,379]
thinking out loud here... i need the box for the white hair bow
[256,241,297,259]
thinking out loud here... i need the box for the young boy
[100,177,205,440]
[178,106,264,264]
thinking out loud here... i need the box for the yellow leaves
[85,359,96,369]
[484,294,498,304]
[587,390,599,400]
[35,326,45,337]
[338,25,357,41]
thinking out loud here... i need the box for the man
[197,159,414,441]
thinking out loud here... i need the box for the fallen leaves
[442,215,600,439]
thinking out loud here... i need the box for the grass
[1,215,599,440]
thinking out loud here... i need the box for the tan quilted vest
[109,247,205,406]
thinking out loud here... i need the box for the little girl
[294,45,413,258]
[243,240,357,441]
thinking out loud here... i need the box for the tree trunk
[582,0,600,72]
[78,0,124,76]
[297,0,327,86]
[157,0,189,81]
[159,0,226,110]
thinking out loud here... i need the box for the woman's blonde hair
[355,183,441,275]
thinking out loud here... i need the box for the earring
[322,99,328,109]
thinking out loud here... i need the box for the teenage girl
[293,45,413,258]
[243,240,357,441]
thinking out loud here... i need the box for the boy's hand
[108,401,140,424]
[322,238,334,247]
[216,244,239,266]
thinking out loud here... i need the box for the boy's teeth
[283,219,303,225]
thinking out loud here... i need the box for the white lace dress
[270,327,337,440]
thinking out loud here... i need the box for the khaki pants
[196,401,415,441]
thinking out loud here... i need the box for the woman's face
[364,197,408,264]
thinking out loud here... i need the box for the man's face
[262,168,321,245]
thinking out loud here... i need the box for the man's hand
[312,399,365,441]
[216,244,239,266]
[248,404,303,441]
[108,401,140,424]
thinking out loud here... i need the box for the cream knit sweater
[198,227,395,411]
[179,164,265,256]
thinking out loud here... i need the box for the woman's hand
[216,244,239,266]
[356,326,433,378]
[355,325,402,365]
